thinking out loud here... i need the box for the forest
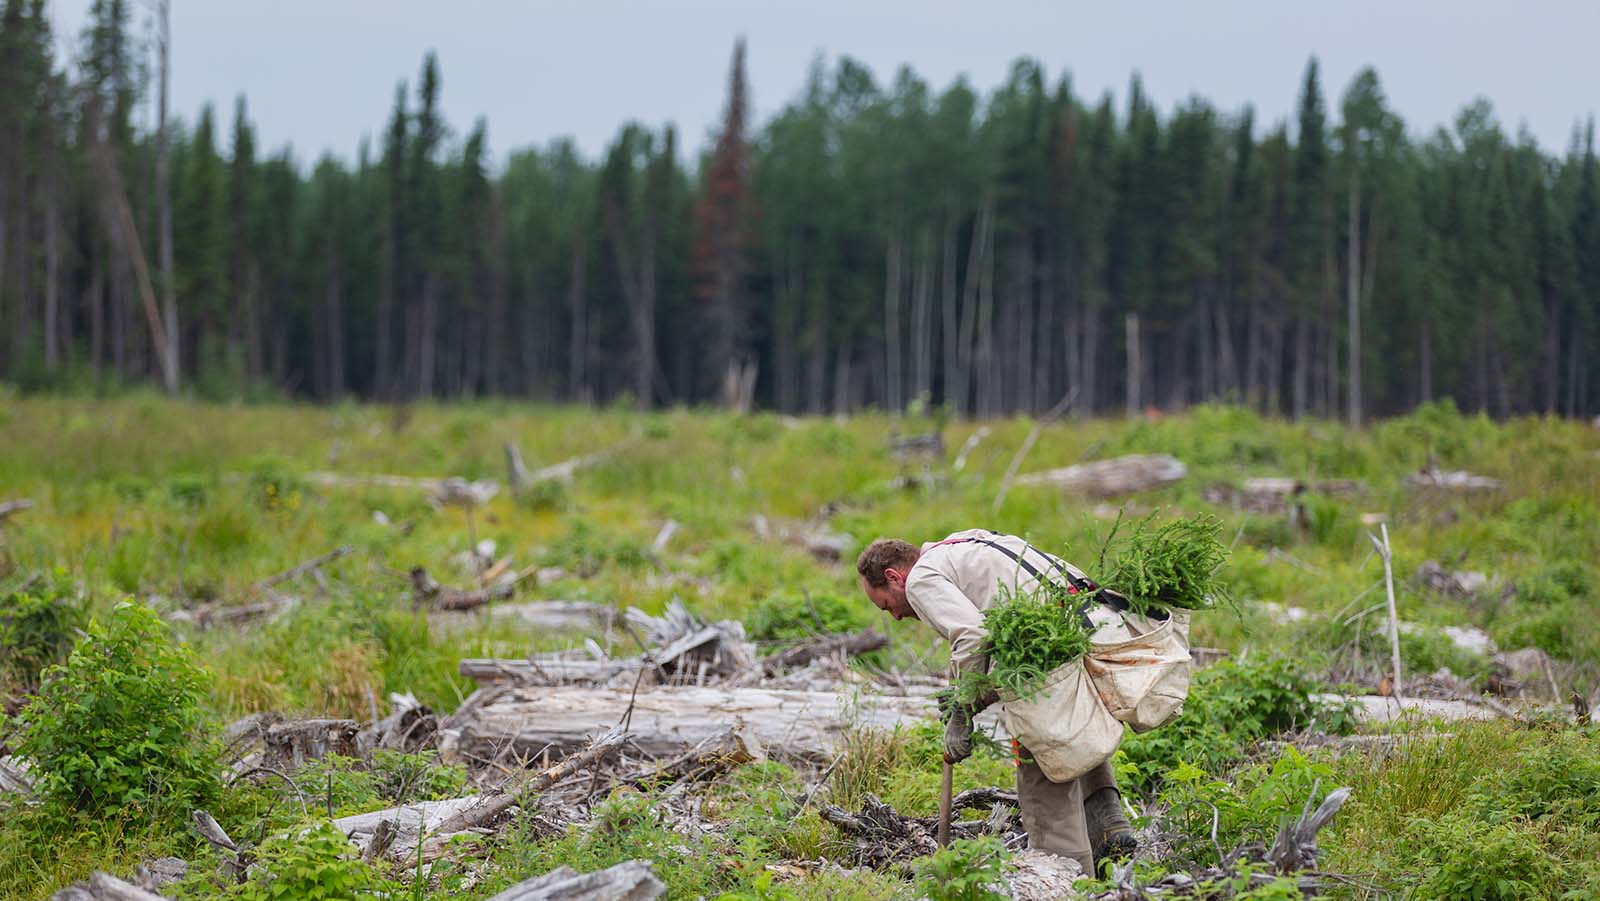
[2,0,1597,420]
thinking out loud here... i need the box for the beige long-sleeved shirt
[905,529,1105,676]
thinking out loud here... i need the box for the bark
[910,228,933,406]
[882,225,902,413]
[43,173,61,369]
[940,211,959,412]
[447,685,941,762]
[1292,311,1309,419]
[485,860,665,901]
[1347,168,1362,427]
[567,236,588,402]
[155,0,179,391]
[1015,453,1187,498]
[1124,311,1140,415]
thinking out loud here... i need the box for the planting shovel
[937,759,953,846]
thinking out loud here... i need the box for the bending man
[856,529,1136,874]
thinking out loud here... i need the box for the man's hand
[943,705,973,763]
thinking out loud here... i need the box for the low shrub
[236,820,397,900]
[10,601,219,825]
[0,575,83,692]
[747,593,869,642]
[913,835,1008,901]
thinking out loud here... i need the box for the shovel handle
[937,759,953,846]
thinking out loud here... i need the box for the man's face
[861,567,918,621]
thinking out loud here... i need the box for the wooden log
[252,546,354,592]
[484,859,664,901]
[0,755,32,795]
[617,727,763,789]
[432,600,611,635]
[761,629,888,676]
[411,565,535,612]
[263,719,360,769]
[1015,454,1187,498]
[1404,467,1501,491]
[446,685,942,762]
[459,656,650,688]
[0,499,33,523]
[433,727,626,836]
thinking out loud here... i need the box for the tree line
[2,2,1597,420]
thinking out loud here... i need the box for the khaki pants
[1015,754,1117,875]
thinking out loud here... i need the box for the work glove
[943,704,973,764]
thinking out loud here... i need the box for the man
[856,529,1136,874]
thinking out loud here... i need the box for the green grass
[1,395,1597,899]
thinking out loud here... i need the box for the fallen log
[761,629,887,676]
[432,600,611,634]
[0,498,33,524]
[411,565,536,612]
[263,718,360,769]
[0,755,32,795]
[1015,453,1187,498]
[433,726,627,836]
[50,871,169,901]
[616,727,764,789]
[1404,467,1501,491]
[442,685,944,763]
[331,795,484,862]
[459,656,649,689]
[485,859,664,901]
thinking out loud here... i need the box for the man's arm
[905,564,990,677]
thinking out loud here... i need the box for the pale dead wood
[0,499,34,523]
[433,726,627,835]
[483,859,664,901]
[760,629,887,676]
[251,545,353,592]
[1015,453,1187,498]
[952,426,991,472]
[190,809,247,882]
[410,564,536,612]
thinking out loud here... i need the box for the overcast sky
[47,1,1600,169]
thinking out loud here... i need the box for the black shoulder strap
[955,533,1100,630]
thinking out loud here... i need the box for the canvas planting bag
[1084,609,1193,733]
[1001,657,1124,783]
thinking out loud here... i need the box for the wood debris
[410,565,536,612]
[1404,467,1501,491]
[484,859,664,901]
[0,498,34,524]
[818,790,1021,869]
[1016,454,1187,498]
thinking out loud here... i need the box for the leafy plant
[0,577,83,692]
[961,581,1091,703]
[11,601,219,824]
[913,836,1008,901]
[237,820,396,900]
[747,592,869,642]
[1099,511,1235,615]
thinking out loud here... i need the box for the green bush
[912,836,1008,901]
[1118,658,1355,793]
[237,821,396,900]
[0,577,83,692]
[10,601,219,824]
[1409,812,1554,901]
[747,593,870,642]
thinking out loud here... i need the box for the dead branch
[761,629,888,676]
[410,565,535,612]
[0,499,33,524]
[252,545,353,592]
[993,387,1077,513]
[433,726,627,835]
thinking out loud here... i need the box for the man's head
[856,538,921,621]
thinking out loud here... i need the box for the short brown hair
[856,538,919,587]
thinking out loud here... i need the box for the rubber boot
[1084,786,1137,864]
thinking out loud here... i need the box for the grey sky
[48,0,1600,169]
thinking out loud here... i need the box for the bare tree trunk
[1346,169,1362,427]
[806,283,827,414]
[1215,297,1237,399]
[940,212,959,413]
[883,226,903,413]
[44,177,61,369]
[88,264,105,372]
[1419,317,1433,404]
[567,236,588,403]
[975,207,996,416]
[1292,311,1309,420]
[1124,311,1140,416]
[1082,299,1099,416]
[88,97,175,393]
[155,0,179,391]
[325,243,344,399]
[1323,235,1338,419]
[486,194,509,396]
[910,227,932,406]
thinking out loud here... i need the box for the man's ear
[886,566,905,588]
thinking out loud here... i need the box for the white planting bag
[1084,609,1193,733]
[1001,657,1124,783]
